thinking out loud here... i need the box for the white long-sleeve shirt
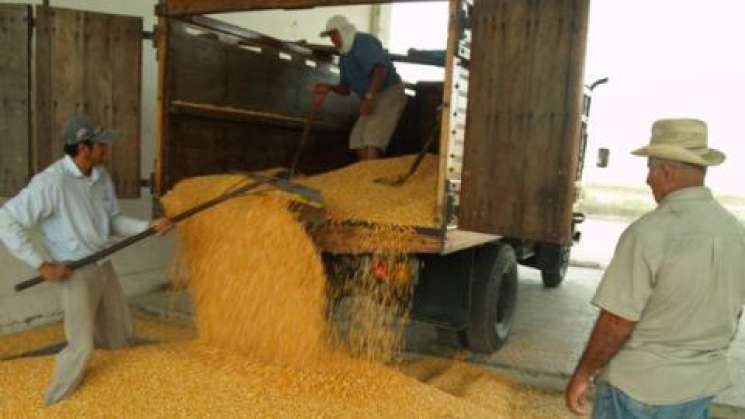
[0,155,149,268]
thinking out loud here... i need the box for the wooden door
[458,0,590,244]
[35,6,143,198]
[0,4,32,196]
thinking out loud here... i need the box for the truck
[149,0,593,354]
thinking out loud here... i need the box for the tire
[466,243,518,354]
[538,244,570,288]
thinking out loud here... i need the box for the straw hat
[631,118,725,166]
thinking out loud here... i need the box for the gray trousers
[44,261,132,405]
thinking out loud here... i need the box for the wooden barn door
[35,6,143,198]
[0,4,32,196]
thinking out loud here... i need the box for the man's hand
[39,262,72,282]
[313,83,332,95]
[360,98,375,116]
[565,371,592,416]
[150,217,174,236]
[564,310,636,416]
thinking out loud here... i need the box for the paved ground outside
[404,216,745,418]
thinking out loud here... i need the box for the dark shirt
[340,32,401,98]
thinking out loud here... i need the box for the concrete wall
[0,0,382,334]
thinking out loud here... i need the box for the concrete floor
[130,217,745,418]
[404,266,745,419]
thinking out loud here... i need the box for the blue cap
[63,114,121,146]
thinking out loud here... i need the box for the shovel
[13,174,324,293]
[374,115,441,187]
[286,90,328,180]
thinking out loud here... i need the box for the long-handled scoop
[374,117,441,187]
[13,174,324,293]
[286,90,328,180]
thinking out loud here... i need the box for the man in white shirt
[565,118,745,418]
[0,114,172,405]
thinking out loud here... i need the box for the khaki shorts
[349,83,407,151]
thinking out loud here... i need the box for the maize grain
[0,156,574,418]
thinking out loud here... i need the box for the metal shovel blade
[373,173,409,187]
[238,172,324,208]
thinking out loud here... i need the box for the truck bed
[312,221,498,255]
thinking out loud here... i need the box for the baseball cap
[63,114,122,146]
[319,15,350,37]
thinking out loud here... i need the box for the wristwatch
[365,92,375,100]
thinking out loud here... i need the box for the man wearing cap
[314,14,407,160]
[0,113,173,405]
[565,118,745,418]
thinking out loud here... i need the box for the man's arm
[331,84,351,95]
[0,182,71,282]
[359,64,387,116]
[313,82,350,96]
[104,177,171,237]
[565,309,636,416]
[0,209,46,270]
[365,64,387,98]
[0,182,55,269]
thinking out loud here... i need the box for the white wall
[0,0,380,334]
[215,5,387,46]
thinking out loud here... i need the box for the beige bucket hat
[631,118,725,166]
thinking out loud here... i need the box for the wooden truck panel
[155,0,590,250]
[156,16,359,193]
[458,0,590,244]
[35,6,143,198]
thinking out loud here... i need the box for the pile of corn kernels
[0,156,572,418]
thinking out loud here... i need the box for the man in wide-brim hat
[565,118,745,418]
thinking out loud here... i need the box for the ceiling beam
[159,0,444,16]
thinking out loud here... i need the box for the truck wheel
[466,243,518,354]
[538,244,570,288]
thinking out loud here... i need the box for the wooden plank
[49,7,84,173]
[435,0,460,227]
[161,0,440,16]
[169,24,228,105]
[108,13,142,198]
[0,5,31,196]
[443,229,499,254]
[313,223,443,255]
[168,18,358,123]
[164,115,352,190]
[159,16,360,192]
[458,0,589,245]
[186,15,314,57]
[170,100,341,130]
[520,1,576,242]
[34,6,53,174]
[34,6,142,198]
[155,16,170,195]
[37,7,85,170]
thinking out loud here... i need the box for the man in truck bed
[314,14,407,161]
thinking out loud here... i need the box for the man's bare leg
[356,147,381,160]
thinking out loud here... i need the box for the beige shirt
[593,186,745,404]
